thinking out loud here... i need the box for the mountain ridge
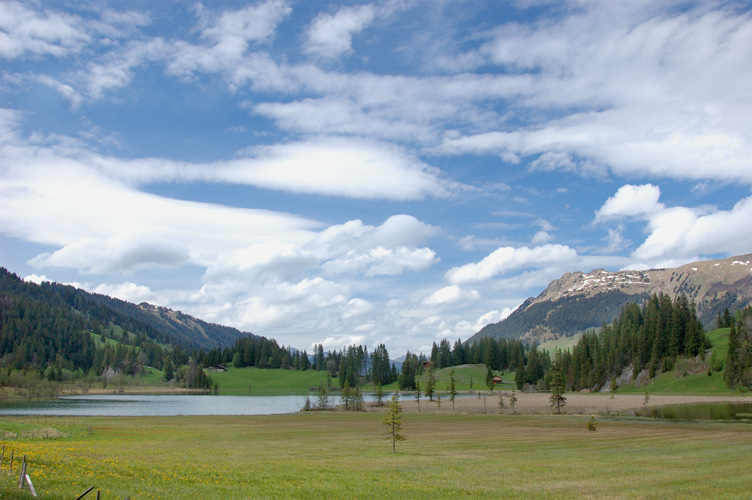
[0,267,253,349]
[468,253,752,345]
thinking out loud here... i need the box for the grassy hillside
[539,332,585,353]
[3,413,752,499]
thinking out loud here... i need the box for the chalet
[207,365,227,372]
[492,375,502,385]
[423,361,432,370]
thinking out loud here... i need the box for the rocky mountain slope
[469,253,752,345]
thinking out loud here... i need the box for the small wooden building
[492,375,502,385]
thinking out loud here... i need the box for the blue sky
[2,0,752,356]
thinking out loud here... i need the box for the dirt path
[367,391,752,415]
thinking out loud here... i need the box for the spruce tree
[383,392,405,453]
[448,368,457,411]
[425,365,436,401]
[549,354,567,414]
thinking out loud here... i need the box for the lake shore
[366,391,752,415]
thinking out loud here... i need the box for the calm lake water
[638,402,752,421]
[0,394,357,416]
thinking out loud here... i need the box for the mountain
[0,268,252,349]
[468,253,752,345]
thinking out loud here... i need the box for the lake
[0,394,361,416]
[638,402,752,421]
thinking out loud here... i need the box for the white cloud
[87,138,454,200]
[0,1,90,59]
[167,1,291,84]
[93,281,158,304]
[29,234,190,274]
[633,195,752,262]
[23,274,50,284]
[446,244,579,284]
[422,285,480,306]
[595,184,663,221]
[531,231,552,245]
[434,3,752,184]
[304,5,376,59]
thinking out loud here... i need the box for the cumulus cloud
[593,184,752,263]
[446,244,578,284]
[304,5,376,59]
[633,195,752,262]
[595,184,663,221]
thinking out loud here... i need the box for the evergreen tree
[414,378,421,413]
[383,392,405,453]
[486,365,494,392]
[448,368,457,411]
[515,358,525,390]
[375,382,384,407]
[425,365,436,401]
[549,353,567,414]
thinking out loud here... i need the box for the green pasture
[209,367,330,395]
[539,332,585,353]
[204,364,511,396]
[2,411,752,500]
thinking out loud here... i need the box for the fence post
[0,444,4,467]
[75,486,95,499]
[25,474,38,497]
[18,456,27,488]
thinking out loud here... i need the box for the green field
[207,364,512,397]
[209,366,331,395]
[2,411,752,500]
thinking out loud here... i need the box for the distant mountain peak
[469,253,752,345]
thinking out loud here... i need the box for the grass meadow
[2,410,752,500]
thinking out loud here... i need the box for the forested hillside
[0,268,250,349]
[474,290,646,343]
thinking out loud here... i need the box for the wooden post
[18,462,26,489]
[0,444,4,467]
[96,489,101,500]
[75,486,95,499]
[18,459,27,488]
[25,474,37,497]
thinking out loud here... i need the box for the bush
[587,416,598,431]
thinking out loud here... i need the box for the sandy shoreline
[365,391,752,415]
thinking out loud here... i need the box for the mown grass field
[2,411,752,500]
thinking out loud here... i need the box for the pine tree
[724,320,740,389]
[486,365,494,392]
[425,365,436,401]
[549,353,567,414]
[414,378,422,413]
[510,388,518,414]
[448,368,457,411]
[383,392,405,453]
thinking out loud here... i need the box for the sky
[2,0,752,357]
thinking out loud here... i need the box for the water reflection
[639,402,752,421]
[0,394,358,416]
